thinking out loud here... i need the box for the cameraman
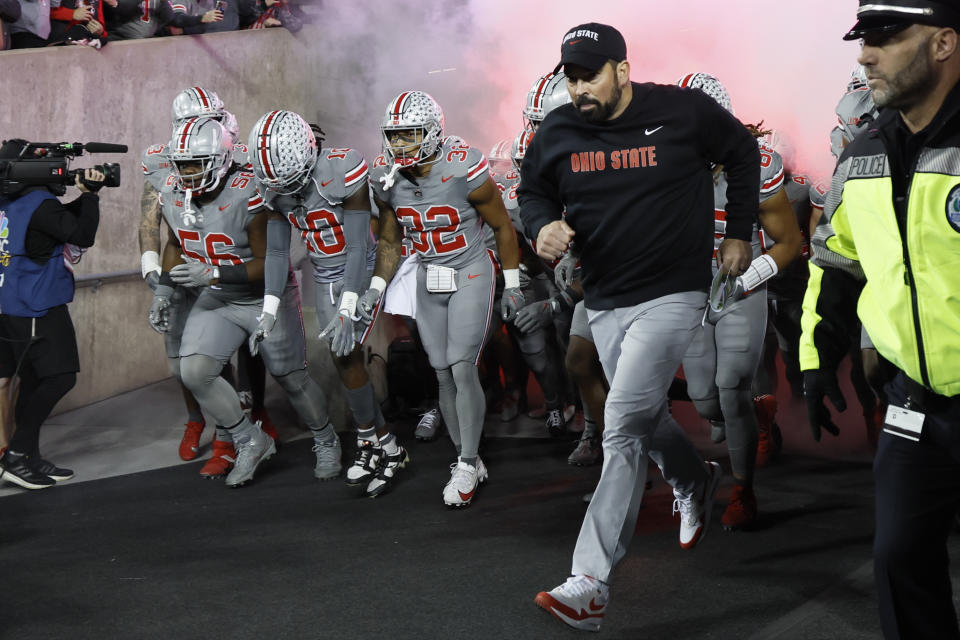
[0,139,104,490]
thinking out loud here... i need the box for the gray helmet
[523,72,571,130]
[836,87,878,144]
[166,117,234,193]
[381,91,445,166]
[677,72,734,114]
[510,129,534,171]
[248,110,317,195]
[171,86,238,138]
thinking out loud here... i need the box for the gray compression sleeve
[341,209,371,298]
[265,217,292,298]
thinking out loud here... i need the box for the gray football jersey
[160,166,264,300]
[142,143,174,192]
[370,137,489,269]
[712,142,784,273]
[260,147,375,283]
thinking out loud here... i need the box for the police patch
[947,184,960,233]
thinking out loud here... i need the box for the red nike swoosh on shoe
[219,204,230,211]
[467,273,481,279]
[588,598,605,612]
[441,175,453,183]
[321,179,334,187]
[458,488,475,502]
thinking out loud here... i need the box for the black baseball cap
[844,0,960,40]
[554,23,627,74]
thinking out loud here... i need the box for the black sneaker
[365,446,409,498]
[29,456,75,481]
[345,440,381,487]
[0,451,56,490]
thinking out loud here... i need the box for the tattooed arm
[139,182,163,287]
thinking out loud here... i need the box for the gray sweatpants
[572,291,711,582]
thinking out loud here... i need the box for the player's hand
[148,293,171,334]
[803,369,846,442]
[501,287,525,322]
[144,271,159,291]
[201,8,223,22]
[716,238,752,277]
[248,311,277,356]
[86,18,103,34]
[555,252,579,289]
[513,299,553,334]
[535,220,575,261]
[357,288,381,324]
[170,260,217,287]
[319,311,356,358]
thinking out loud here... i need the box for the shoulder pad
[759,144,785,199]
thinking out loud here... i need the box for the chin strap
[180,188,202,227]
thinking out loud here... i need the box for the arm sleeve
[799,154,864,372]
[517,128,564,243]
[50,5,76,21]
[694,91,760,241]
[264,216,290,298]
[28,192,100,250]
[340,209,370,298]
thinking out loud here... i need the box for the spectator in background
[0,0,21,49]
[171,0,250,33]
[49,0,116,45]
[103,0,174,39]
[9,0,55,48]
[245,0,301,32]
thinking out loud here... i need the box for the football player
[522,71,572,132]
[676,73,803,529]
[360,91,523,507]
[247,109,407,496]
[149,117,338,488]
[140,87,276,475]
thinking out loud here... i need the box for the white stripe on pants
[572,291,710,582]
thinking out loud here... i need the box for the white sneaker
[442,457,488,507]
[672,461,722,549]
[535,574,609,632]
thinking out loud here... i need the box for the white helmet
[511,129,534,171]
[167,117,234,194]
[381,91,444,166]
[677,72,734,114]
[488,138,513,175]
[248,110,317,195]
[171,86,238,138]
[523,72,571,130]
[836,87,878,143]
[847,65,869,92]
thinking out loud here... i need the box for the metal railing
[75,269,141,290]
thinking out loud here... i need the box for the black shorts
[0,305,80,378]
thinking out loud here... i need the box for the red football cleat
[178,421,205,461]
[199,439,236,478]
[721,484,758,531]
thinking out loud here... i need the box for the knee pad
[179,354,224,393]
[450,361,479,389]
[717,387,755,428]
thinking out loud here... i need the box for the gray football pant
[682,289,767,483]
[572,292,711,583]
[416,255,495,460]
[180,353,328,432]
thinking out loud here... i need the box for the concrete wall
[0,26,399,418]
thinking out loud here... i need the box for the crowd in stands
[0,0,303,49]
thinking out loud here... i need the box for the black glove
[803,369,846,441]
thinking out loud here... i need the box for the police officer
[0,139,104,490]
[801,2,960,637]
